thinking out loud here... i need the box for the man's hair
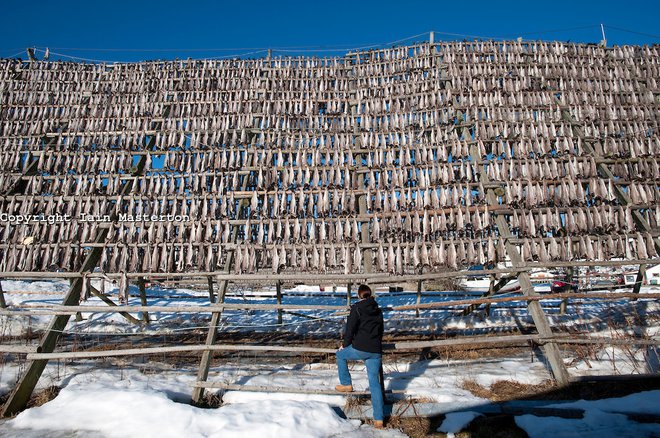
[357,284,372,299]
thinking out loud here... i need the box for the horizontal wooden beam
[16,334,660,360]
[0,258,657,281]
[193,382,406,396]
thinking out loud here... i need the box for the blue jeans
[336,345,384,421]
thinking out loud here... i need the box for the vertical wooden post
[470,144,569,386]
[484,276,495,317]
[192,216,241,404]
[347,282,352,307]
[138,278,150,324]
[560,267,574,315]
[0,280,6,308]
[207,276,216,304]
[493,216,570,385]
[415,279,423,317]
[429,31,435,45]
[632,264,646,301]
[276,280,283,325]
[191,272,230,405]
[73,278,83,322]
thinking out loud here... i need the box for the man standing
[335,284,385,428]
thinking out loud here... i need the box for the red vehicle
[551,280,578,293]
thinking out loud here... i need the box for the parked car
[551,280,578,293]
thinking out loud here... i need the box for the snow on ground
[8,384,401,438]
[515,391,660,438]
[1,365,404,437]
[1,279,659,437]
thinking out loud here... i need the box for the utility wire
[604,25,660,40]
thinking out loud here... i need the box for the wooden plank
[87,284,142,325]
[1,258,656,281]
[28,344,336,360]
[194,382,406,396]
[0,345,36,354]
[22,335,660,361]
[559,267,574,315]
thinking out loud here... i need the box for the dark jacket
[342,297,384,353]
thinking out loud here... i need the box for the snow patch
[9,385,363,438]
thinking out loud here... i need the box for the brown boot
[335,384,353,393]
[373,420,384,429]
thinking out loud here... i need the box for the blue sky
[1,0,658,62]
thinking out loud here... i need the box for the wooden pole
[347,282,352,307]
[195,382,405,396]
[192,186,242,405]
[207,276,215,304]
[493,214,570,385]
[276,280,283,325]
[19,335,660,361]
[560,267,574,315]
[87,284,142,325]
[471,143,570,386]
[191,272,230,405]
[631,264,646,301]
[138,278,150,324]
[415,279,423,318]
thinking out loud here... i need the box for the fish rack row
[0,41,658,152]
[1,39,660,416]
[0,232,657,275]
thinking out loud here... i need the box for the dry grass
[387,415,439,437]
[0,385,61,415]
[198,391,223,409]
[26,386,61,409]
[461,379,556,402]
